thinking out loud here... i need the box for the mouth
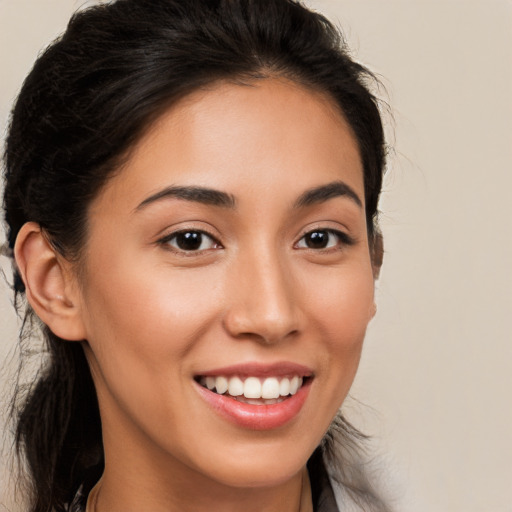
[196,374,309,405]
[193,364,313,430]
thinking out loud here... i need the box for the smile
[194,364,313,430]
[197,375,305,405]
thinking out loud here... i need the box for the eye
[161,230,220,252]
[295,229,352,250]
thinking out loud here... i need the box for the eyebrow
[294,181,363,209]
[135,185,236,211]
[135,180,361,213]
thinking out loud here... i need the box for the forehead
[92,78,364,213]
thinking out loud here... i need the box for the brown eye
[165,230,219,252]
[296,229,352,250]
[303,230,330,249]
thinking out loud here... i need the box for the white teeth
[235,396,285,405]
[243,377,262,399]
[289,376,301,395]
[228,376,244,396]
[202,374,306,400]
[261,377,280,399]
[242,397,265,405]
[279,378,290,396]
[215,376,228,395]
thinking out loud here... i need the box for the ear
[371,231,384,280]
[14,222,86,341]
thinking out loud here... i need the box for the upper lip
[195,361,314,378]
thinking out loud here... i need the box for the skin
[17,78,378,512]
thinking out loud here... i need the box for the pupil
[306,231,328,248]
[177,232,202,250]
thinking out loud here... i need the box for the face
[77,79,376,490]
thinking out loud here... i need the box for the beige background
[1,1,511,511]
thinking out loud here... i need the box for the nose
[223,248,301,345]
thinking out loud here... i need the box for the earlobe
[14,222,86,341]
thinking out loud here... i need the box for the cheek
[304,260,375,341]
[79,259,228,451]
[80,257,224,378]
[301,260,374,399]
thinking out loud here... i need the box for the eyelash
[158,228,354,255]
[158,229,222,254]
[294,228,355,251]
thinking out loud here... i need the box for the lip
[193,362,313,430]
[196,361,313,378]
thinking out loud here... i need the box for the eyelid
[294,227,355,250]
[157,228,223,254]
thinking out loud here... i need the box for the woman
[3,0,388,511]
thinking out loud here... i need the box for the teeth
[228,376,244,396]
[290,376,300,395]
[279,378,290,396]
[201,375,305,400]
[215,376,228,395]
[205,376,216,390]
[235,396,285,405]
[243,377,262,399]
[261,377,280,399]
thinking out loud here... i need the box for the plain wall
[1,1,511,511]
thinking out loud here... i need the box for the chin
[189,439,314,489]
[207,460,306,489]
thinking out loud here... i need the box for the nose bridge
[224,241,299,343]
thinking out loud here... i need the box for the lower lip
[195,380,311,430]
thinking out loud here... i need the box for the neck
[89,466,310,512]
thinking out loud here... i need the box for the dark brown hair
[3,1,387,511]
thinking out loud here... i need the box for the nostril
[222,306,300,344]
